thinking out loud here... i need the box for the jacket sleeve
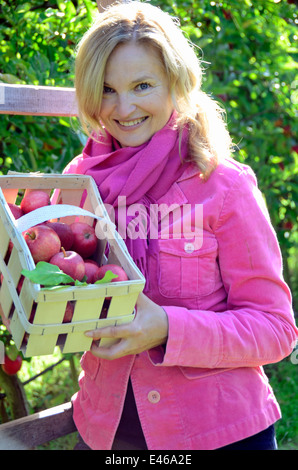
[149,167,298,369]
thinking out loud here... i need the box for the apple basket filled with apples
[0,173,145,357]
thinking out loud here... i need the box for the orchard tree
[151,0,297,300]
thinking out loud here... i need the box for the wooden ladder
[0,402,76,449]
[0,82,80,450]
[0,83,78,117]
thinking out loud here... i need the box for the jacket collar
[177,162,201,182]
[156,164,200,220]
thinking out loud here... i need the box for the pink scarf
[63,114,189,278]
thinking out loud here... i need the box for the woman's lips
[115,116,148,129]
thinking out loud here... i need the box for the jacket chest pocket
[158,235,218,299]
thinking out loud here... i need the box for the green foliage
[265,359,298,449]
[151,0,298,301]
[18,349,80,413]
[0,0,93,175]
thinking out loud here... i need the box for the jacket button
[184,242,194,253]
[147,390,160,403]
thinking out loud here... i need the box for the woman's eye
[103,85,114,94]
[136,82,151,91]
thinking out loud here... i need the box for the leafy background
[0,0,297,449]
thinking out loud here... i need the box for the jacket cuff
[147,305,186,367]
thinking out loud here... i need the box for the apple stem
[61,247,67,257]
[25,231,35,240]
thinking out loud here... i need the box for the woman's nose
[116,93,136,117]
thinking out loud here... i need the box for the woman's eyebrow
[104,75,154,87]
[130,75,154,85]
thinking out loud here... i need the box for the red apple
[4,240,13,263]
[95,264,129,283]
[49,248,85,281]
[22,333,29,346]
[45,221,74,251]
[8,203,24,219]
[100,306,109,319]
[84,260,101,284]
[63,301,75,323]
[20,190,51,214]
[223,9,232,20]
[23,225,61,263]
[95,264,129,301]
[1,355,22,375]
[84,259,99,265]
[283,220,293,230]
[22,304,37,346]
[28,303,37,323]
[70,222,97,258]
[16,276,24,294]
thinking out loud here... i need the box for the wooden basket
[0,173,145,357]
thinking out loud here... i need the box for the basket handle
[15,204,107,231]
[13,203,129,253]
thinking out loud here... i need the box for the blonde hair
[75,1,233,178]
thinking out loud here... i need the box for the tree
[151,0,297,303]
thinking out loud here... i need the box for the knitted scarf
[63,114,189,278]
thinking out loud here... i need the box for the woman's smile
[116,116,149,129]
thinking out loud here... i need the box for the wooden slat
[0,402,76,449]
[0,83,78,116]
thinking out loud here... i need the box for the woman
[64,1,298,450]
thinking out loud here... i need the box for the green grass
[264,358,298,450]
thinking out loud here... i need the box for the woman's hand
[85,293,169,360]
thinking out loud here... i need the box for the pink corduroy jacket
[71,158,298,450]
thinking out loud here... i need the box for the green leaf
[94,271,119,284]
[21,263,119,290]
[7,344,19,361]
[65,1,77,20]
[57,0,67,11]
[21,262,75,286]
[83,0,97,23]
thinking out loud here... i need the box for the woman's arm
[154,169,298,369]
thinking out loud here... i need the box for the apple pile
[7,189,128,283]
[2,189,129,329]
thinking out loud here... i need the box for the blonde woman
[64,1,298,450]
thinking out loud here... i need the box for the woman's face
[100,41,174,147]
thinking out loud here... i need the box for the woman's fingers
[84,292,169,359]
